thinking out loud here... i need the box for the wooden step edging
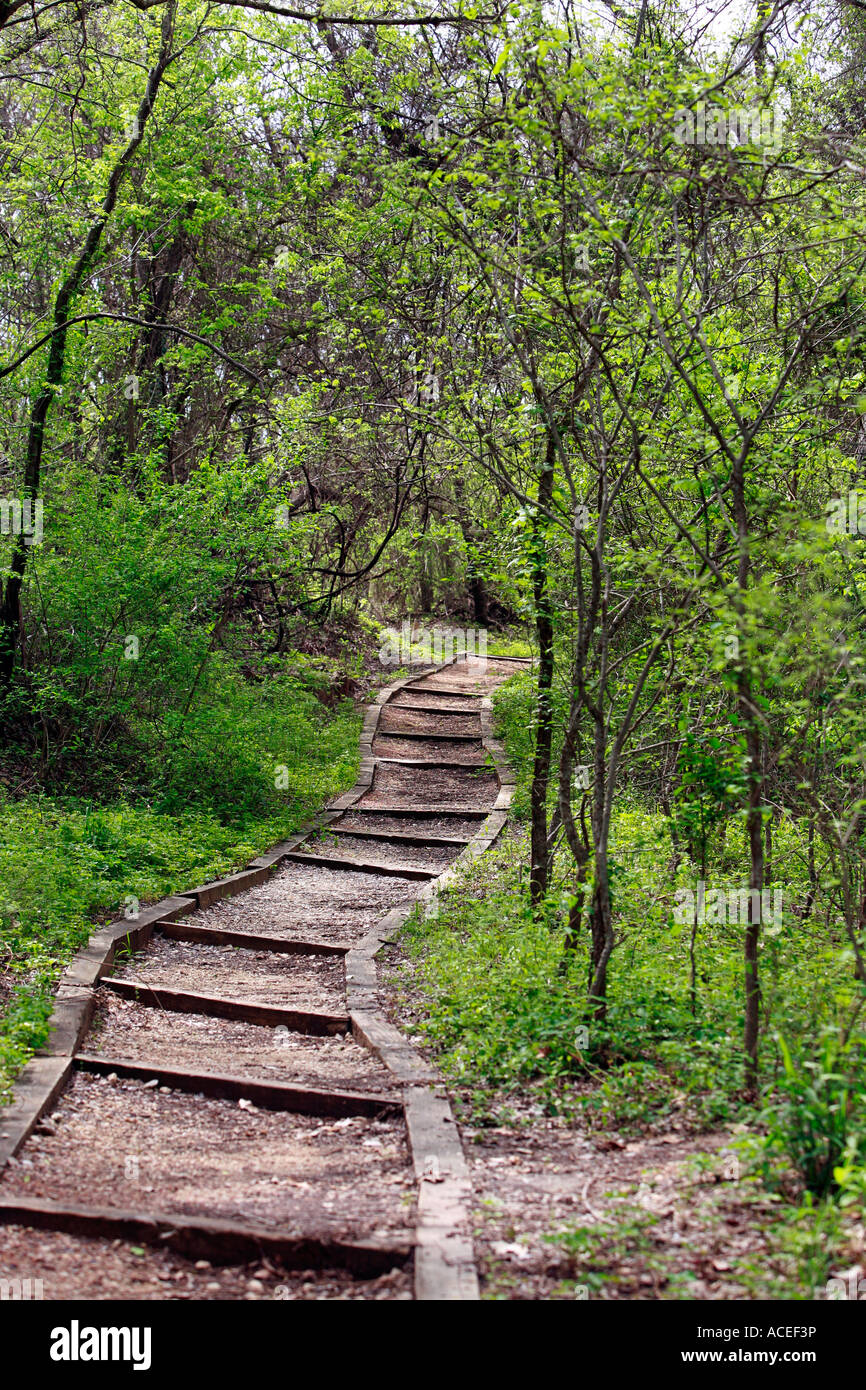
[0,1196,412,1275]
[100,978,351,1036]
[374,729,482,743]
[403,686,484,698]
[387,702,484,716]
[346,803,491,817]
[156,921,349,955]
[74,1054,401,1119]
[326,826,471,849]
[283,850,438,881]
[373,756,490,770]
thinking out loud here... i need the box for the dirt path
[0,657,523,1301]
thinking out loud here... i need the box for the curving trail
[0,655,524,1301]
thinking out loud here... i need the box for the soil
[111,937,346,1012]
[391,692,481,712]
[368,764,499,805]
[379,707,480,736]
[371,736,485,763]
[456,1103,866,1301]
[88,994,400,1093]
[2,1073,413,1239]
[186,863,416,946]
[461,1106,741,1300]
[303,831,459,871]
[0,1224,412,1300]
[335,812,479,838]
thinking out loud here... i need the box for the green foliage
[399,803,865,1147]
[546,1184,850,1300]
[402,862,588,1091]
[832,1149,866,1210]
[670,734,744,872]
[491,671,537,819]
[399,823,742,1124]
[756,1030,864,1198]
[2,0,866,1302]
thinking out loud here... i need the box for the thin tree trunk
[689,834,706,1018]
[741,682,764,1095]
[587,704,613,1015]
[530,433,556,904]
[729,437,764,1096]
[803,818,816,922]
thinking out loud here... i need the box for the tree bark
[731,445,764,1096]
[529,432,556,904]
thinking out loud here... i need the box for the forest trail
[0,656,525,1301]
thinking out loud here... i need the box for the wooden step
[375,756,487,769]
[0,1196,412,1273]
[74,1054,401,1118]
[375,728,482,743]
[284,850,437,880]
[100,978,349,1035]
[349,804,491,817]
[388,702,483,716]
[405,686,483,697]
[155,921,348,955]
[326,825,471,848]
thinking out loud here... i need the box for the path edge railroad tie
[0,653,526,1299]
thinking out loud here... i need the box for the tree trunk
[588,862,614,1017]
[741,684,764,1095]
[803,819,817,922]
[529,433,556,904]
[730,434,764,1096]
